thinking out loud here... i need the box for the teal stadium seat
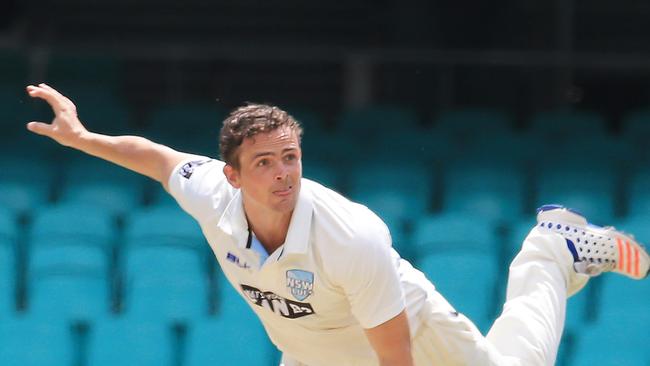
[453,132,542,164]
[0,316,73,366]
[53,85,132,136]
[185,272,278,366]
[528,109,607,142]
[123,206,208,320]
[434,108,513,145]
[286,106,328,137]
[621,108,650,162]
[300,131,364,167]
[303,161,344,191]
[625,167,650,217]
[571,311,650,366]
[357,128,453,164]
[336,105,419,141]
[59,157,146,215]
[347,161,434,206]
[413,213,501,332]
[0,207,16,315]
[0,157,54,214]
[87,318,174,366]
[144,103,225,155]
[443,160,526,220]
[28,203,114,319]
[534,162,617,225]
[46,54,122,91]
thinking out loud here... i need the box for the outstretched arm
[365,310,414,366]
[26,83,193,190]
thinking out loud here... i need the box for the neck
[244,204,293,254]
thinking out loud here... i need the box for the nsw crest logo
[286,270,314,301]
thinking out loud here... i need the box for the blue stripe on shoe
[536,204,564,214]
[566,239,580,262]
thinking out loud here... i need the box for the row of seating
[3,153,650,227]
[2,200,648,327]
[3,75,650,134]
[0,273,279,366]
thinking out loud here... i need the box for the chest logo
[286,269,314,301]
[226,252,250,269]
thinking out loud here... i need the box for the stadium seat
[46,54,122,91]
[355,128,454,165]
[413,213,501,332]
[418,252,498,334]
[86,317,175,366]
[533,162,617,225]
[123,206,209,320]
[625,167,650,217]
[28,203,115,319]
[286,106,329,137]
[0,157,54,213]
[147,183,182,208]
[59,157,146,214]
[0,207,16,315]
[0,316,73,366]
[300,129,364,168]
[434,108,514,146]
[347,161,434,206]
[412,212,500,256]
[60,182,143,216]
[335,105,419,140]
[58,85,133,136]
[186,272,278,366]
[571,311,650,366]
[144,103,225,155]
[452,132,542,164]
[442,159,526,220]
[621,108,650,162]
[528,109,607,141]
[302,161,344,192]
[352,189,429,224]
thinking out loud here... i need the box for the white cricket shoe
[536,204,650,279]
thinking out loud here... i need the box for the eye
[284,154,297,161]
[257,159,269,167]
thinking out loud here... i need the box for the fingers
[26,121,54,137]
[26,83,71,111]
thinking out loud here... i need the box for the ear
[223,164,241,189]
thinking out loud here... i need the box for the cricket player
[25,83,649,366]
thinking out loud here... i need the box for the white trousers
[283,227,590,366]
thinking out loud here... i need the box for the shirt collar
[217,180,313,254]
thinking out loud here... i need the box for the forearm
[73,132,185,184]
[377,352,413,366]
[365,311,414,366]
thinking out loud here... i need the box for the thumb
[26,121,54,137]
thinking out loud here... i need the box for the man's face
[225,126,302,214]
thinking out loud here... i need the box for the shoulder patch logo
[286,269,314,301]
[179,159,212,179]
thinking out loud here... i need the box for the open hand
[26,83,89,147]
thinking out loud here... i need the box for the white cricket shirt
[168,156,435,366]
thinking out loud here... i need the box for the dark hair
[219,103,303,168]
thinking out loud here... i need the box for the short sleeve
[333,219,406,329]
[167,155,231,221]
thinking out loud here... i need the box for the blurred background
[1,0,650,365]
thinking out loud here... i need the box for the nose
[275,164,289,181]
